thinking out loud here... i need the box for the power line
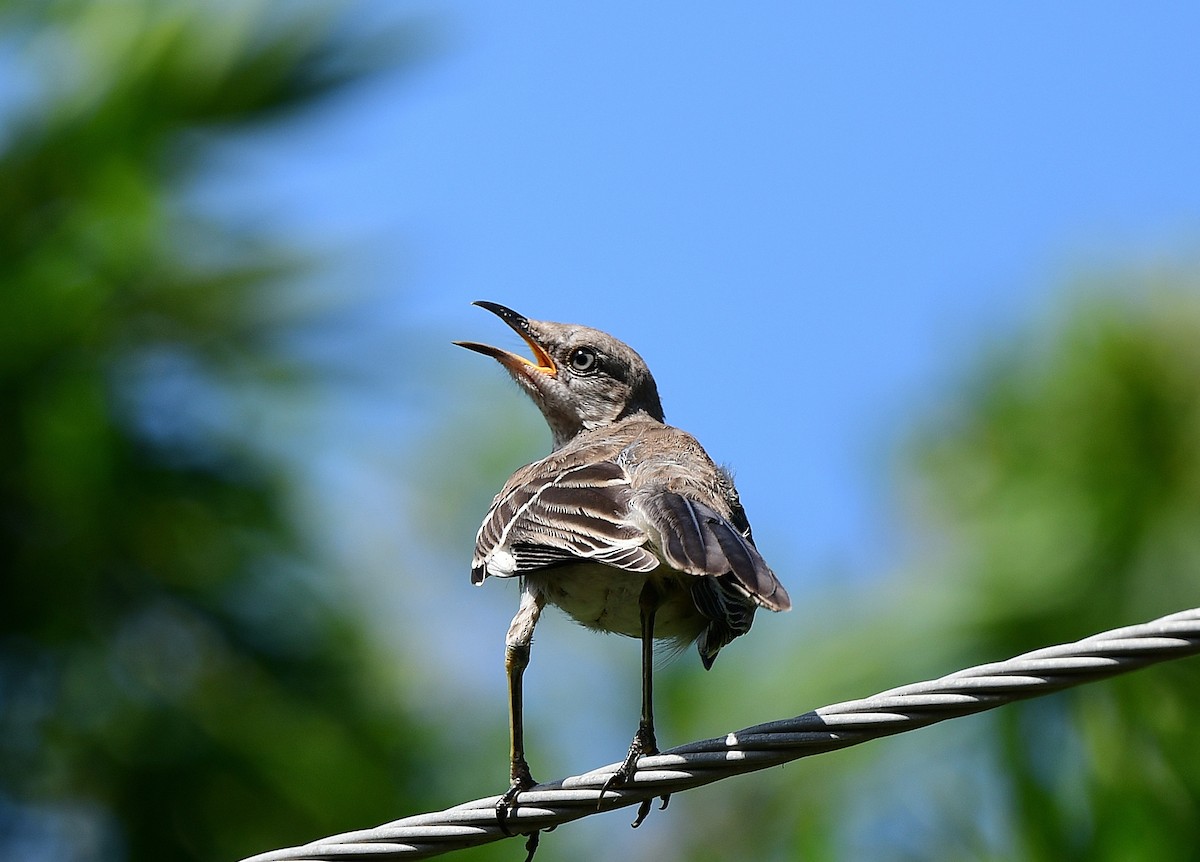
[240,607,1200,861]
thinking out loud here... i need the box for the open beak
[454,301,558,377]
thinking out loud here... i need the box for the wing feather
[469,419,791,670]
[472,458,658,583]
[636,491,791,612]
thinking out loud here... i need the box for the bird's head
[456,301,665,448]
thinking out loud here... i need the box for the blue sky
[228,2,1200,583]
[197,3,1200,854]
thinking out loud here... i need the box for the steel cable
[241,607,1200,861]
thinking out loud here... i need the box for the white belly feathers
[525,562,705,644]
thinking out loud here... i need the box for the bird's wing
[472,457,660,584]
[634,491,792,613]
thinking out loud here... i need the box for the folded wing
[635,491,791,613]
[472,460,659,583]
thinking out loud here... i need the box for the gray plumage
[458,301,790,666]
[470,416,789,666]
[455,301,790,831]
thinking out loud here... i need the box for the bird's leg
[602,580,669,826]
[633,579,660,763]
[497,583,544,837]
[498,641,534,831]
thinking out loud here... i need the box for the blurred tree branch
[0,4,441,861]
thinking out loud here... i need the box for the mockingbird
[456,301,791,836]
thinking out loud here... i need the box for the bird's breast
[527,563,705,643]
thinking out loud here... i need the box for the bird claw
[495,768,536,837]
[630,798,653,828]
[520,830,540,862]
[599,725,669,827]
[497,773,543,861]
[630,793,671,828]
[601,725,655,798]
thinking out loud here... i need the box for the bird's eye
[568,347,599,374]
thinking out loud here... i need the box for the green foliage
[650,282,1200,861]
[0,3,437,860]
[915,286,1200,860]
[6,4,1196,861]
[922,289,1200,634]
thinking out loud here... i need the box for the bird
[455,301,791,837]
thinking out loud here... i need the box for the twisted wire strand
[241,607,1200,862]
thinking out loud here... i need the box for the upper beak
[454,301,557,377]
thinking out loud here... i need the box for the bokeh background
[3,2,1199,860]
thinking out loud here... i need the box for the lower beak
[454,301,557,376]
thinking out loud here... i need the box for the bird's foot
[520,830,540,862]
[600,725,670,826]
[631,793,671,829]
[602,724,656,795]
[496,762,537,837]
